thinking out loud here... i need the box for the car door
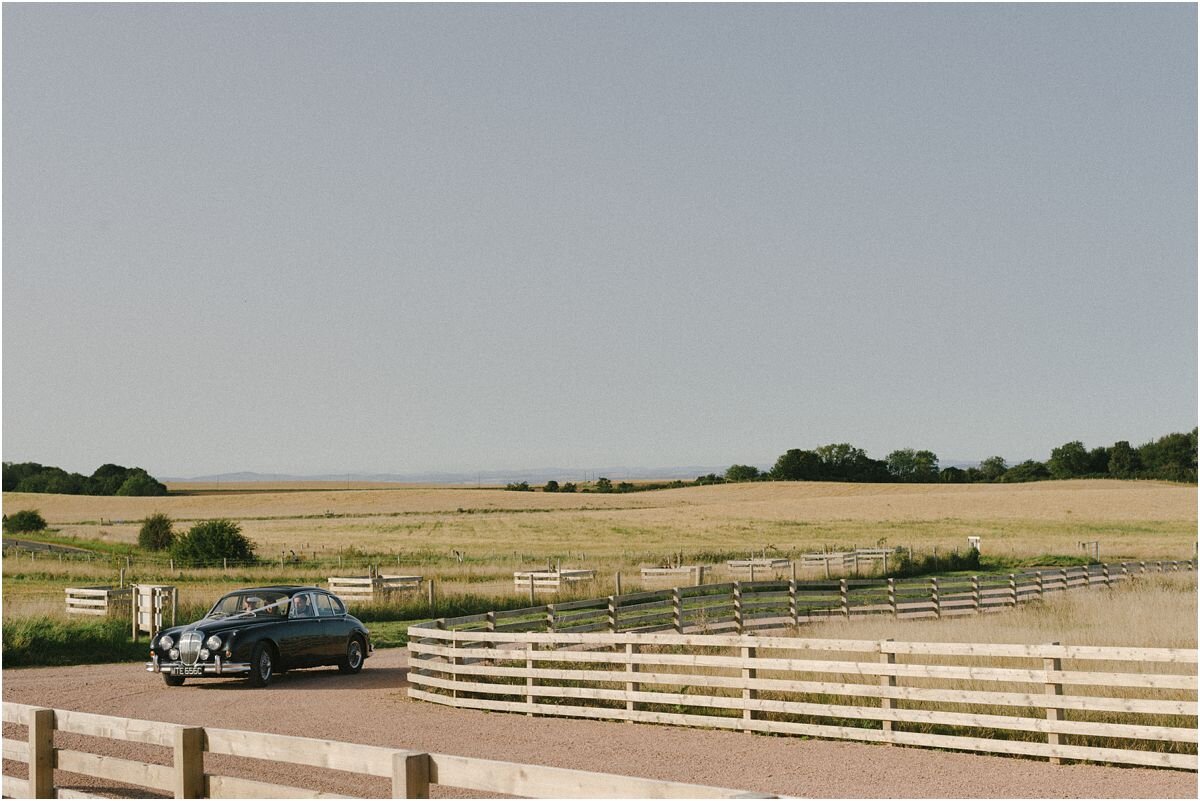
[314,592,349,663]
[281,592,323,667]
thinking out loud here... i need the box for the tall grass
[2,615,147,667]
[801,572,1196,648]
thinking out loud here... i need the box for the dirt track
[2,649,1195,798]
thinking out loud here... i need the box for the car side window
[290,592,316,618]
[328,595,346,615]
[314,593,338,617]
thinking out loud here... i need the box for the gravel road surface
[2,649,1194,798]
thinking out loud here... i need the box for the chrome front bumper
[146,654,251,676]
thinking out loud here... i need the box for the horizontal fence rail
[328,575,423,601]
[409,562,1198,770]
[0,703,776,799]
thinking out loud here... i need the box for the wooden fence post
[1083,565,1092,590]
[528,575,536,606]
[393,752,431,798]
[1044,642,1063,764]
[28,707,54,799]
[615,571,622,596]
[671,587,683,634]
[1059,568,1068,592]
[606,595,617,633]
[1102,563,1111,588]
[626,642,638,716]
[789,578,799,627]
[879,639,895,743]
[525,642,535,716]
[428,578,436,614]
[733,582,744,634]
[839,579,849,619]
[485,611,496,632]
[1139,561,1146,575]
[546,604,556,634]
[742,644,757,734]
[888,578,897,618]
[131,586,139,642]
[1008,574,1017,607]
[930,577,940,619]
[695,565,705,586]
[1035,571,1044,601]
[1120,562,1129,582]
[173,726,204,798]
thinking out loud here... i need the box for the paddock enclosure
[409,562,1198,770]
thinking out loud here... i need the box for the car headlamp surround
[158,635,174,650]
[205,635,222,651]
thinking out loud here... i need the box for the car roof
[228,586,328,595]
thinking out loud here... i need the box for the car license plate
[172,665,203,676]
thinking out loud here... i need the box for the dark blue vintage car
[146,586,371,687]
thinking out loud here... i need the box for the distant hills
[161,466,745,485]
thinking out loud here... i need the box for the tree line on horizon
[2,461,168,496]
[517,428,1196,493]
[721,428,1197,486]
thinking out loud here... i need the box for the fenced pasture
[5,480,1195,571]
[5,479,1196,622]
[408,566,1198,769]
[0,703,775,798]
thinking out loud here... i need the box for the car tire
[163,674,185,687]
[338,637,365,674]
[248,643,275,687]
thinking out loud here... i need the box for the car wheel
[163,674,185,687]
[248,643,274,687]
[338,637,365,674]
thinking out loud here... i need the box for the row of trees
[722,429,1196,485]
[506,429,1195,493]
[2,462,168,496]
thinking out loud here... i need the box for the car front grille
[179,631,202,665]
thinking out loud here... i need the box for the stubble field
[3,479,1195,620]
[5,478,1195,560]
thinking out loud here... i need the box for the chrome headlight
[200,648,210,661]
[158,635,174,650]
[169,648,180,660]
[205,635,223,651]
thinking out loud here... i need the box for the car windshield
[207,591,290,620]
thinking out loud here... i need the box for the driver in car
[292,595,312,618]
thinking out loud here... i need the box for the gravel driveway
[2,648,1195,798]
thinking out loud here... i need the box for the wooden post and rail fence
[0,702,776,799]
[406,560,1198,771]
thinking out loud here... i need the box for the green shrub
[138,513,175,551]
[3,509,47,533]
[171,519,257,567]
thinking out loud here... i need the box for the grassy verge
[2,616,149,667]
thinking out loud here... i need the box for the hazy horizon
[4,4,1196,477]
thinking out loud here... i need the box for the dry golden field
[4,479,1195,565]
[803,572,1197,648]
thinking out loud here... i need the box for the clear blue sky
[3,3,1196,477]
